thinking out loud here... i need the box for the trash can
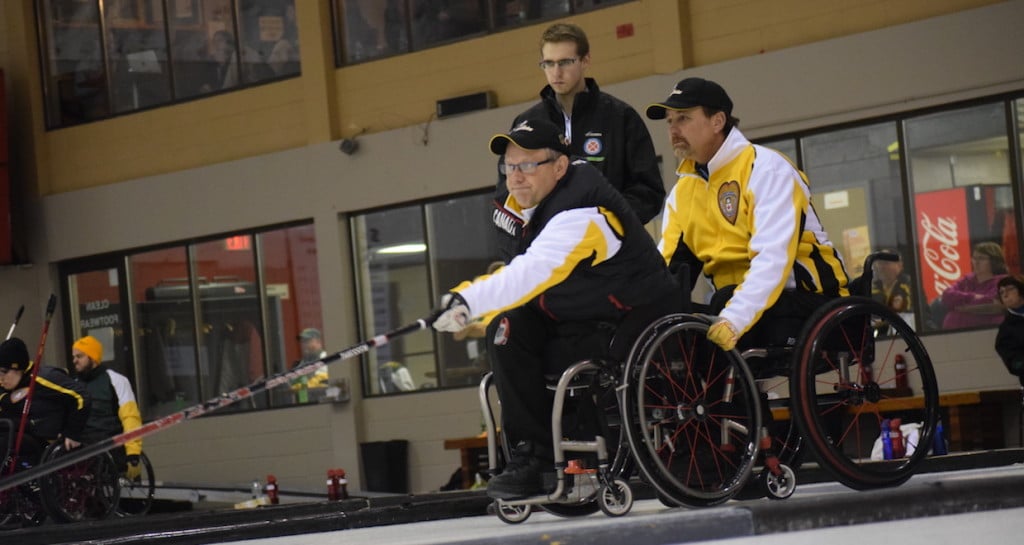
[360,439,409,494]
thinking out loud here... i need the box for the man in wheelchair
[0,337,91,470]
[646,77,850,355]
[71,336,144,482]
[433,118,678,500]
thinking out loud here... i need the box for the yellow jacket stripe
[109,369,144,455]
[455,207,623,318]
[37,376,86,410]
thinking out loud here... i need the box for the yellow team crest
[718,181,740,225]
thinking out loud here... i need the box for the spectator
[292,328,330,403]
[872,249,913,313]
[940,241,1008,329]
[0,338,90,466]
[72,335,144,480]
[995,274,1024,386]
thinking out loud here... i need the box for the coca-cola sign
[915,189,971,303]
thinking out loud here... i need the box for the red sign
[915,188,972,303]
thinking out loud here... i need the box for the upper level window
[333,0,627,65]
[37,0,300,128]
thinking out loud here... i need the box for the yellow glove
[707,318,739,352]
[126,455,142,481]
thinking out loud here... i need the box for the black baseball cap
[489,118,570,156]
[645,77,733,120]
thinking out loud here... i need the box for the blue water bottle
[880,418,893,460]
[933,418,948,455]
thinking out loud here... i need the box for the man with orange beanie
[72,335,144,480]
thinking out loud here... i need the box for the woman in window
[940,241,1008,329]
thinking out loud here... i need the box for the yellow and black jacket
[0,365,91,443]
[77,364,143,456]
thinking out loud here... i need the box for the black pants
[706,285,833,350]
[485,306,615,457]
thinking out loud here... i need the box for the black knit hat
[0,338,31,372]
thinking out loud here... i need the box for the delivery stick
[8,295,57,476]
[0,313,439,492]
[5,304,24,340]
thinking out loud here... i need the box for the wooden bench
[771,388,1022,451]
[444,435,490,490]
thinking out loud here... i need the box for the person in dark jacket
[0,337,90,467]
[435,118,678,500]
[995,274,1024,386]
[72,335,143,479]
[496,23,663,249]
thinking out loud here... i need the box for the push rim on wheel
[622,314,761,507]
[117,452,156,517]
[40,444,120,523]
[793,297,939,490]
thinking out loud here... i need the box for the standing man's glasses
[500,159,553,175]
[539,58,579,70]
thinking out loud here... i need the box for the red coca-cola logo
[919,212,961,296]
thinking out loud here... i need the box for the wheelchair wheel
[621,314,761,507]
[117,452,155,517]
[39,444,121,523]
[792,297,939,490]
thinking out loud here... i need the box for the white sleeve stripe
[460,208,622,317]
[107,369,138,406]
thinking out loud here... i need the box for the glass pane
[425,193,501,388]
[340,0,408,63]
[801,122,917,326]
[905,102,1014,332]
[759,138,797,165]
[41,0,111,126]
[259,225,327,407]
[67,267,132,381]
[238,0,299,82]
[169,0,240,96]
[105,0,172,113]
[411,0,487,50]
[193,236,265,410]
[353,206,433,396]
[131,247,199,419]
[494,0,569,29]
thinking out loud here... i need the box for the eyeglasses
[538,57,579,70]
[500,158,553,175]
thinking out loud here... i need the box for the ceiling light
[376,243,427,255]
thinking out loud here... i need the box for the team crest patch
[718,181,740,225]
[583,137,603,156]
[493,317,510,346]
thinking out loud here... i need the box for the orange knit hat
[73,335,103,363]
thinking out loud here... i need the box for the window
[904,103,1017,332]
[37,0,301,128]
[61,222,322,420]
[351,191,500,396]
[333,0,629,65]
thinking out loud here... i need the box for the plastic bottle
[327,469,339,501]
[265,474,279,505]
[861,360,874,384]
[894,355,909,391]
[880,418,893,460]
[933,418,948,455]
[336,468,349,500]
[250,478,262,499]
[890,418,905,458]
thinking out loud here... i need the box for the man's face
[504,145,566,209]
[873,259,902,281]
[72,349,95,374]
[301,337,323,359]
[0,368,22,391]
[999,284,1023,308]
[665,107,724,165]
[540,41,589,97]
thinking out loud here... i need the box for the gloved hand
[126,455,142,481]
[707,317,739,351]
[433,293,471,333]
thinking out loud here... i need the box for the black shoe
[487,442,552,500]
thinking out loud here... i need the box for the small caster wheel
[494,501,531,524]
[763,464,796,500]
[597,477,633,517]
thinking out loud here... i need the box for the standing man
[293,328,330,403]
[72,335,144,480]
[495,23,663,259]
[647,77,849,351]
[434,118,678,499]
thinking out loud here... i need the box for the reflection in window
[353,205,432,395]
[37,0,301,127]
[340,0,409,63]
[352,192,502,396]
[67,268,129,379]
[493,0,570,29]
[905,103,1015,332]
